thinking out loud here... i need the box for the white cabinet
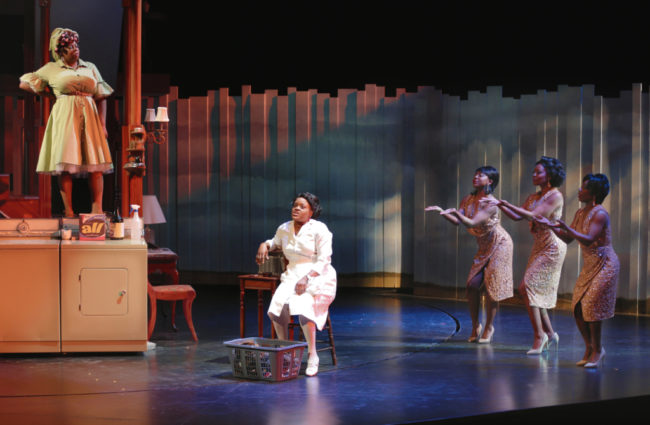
[60,239,148,352]
[0,235,147,353]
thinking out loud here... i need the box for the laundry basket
[224,337,307,382]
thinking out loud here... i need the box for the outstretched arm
[534,215,573,243]
[426,204,461,226]
[482,197,525,221]
[498,201,527,221]
[554,210,608,247]
[445,204,496,228]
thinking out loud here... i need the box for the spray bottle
[130,204,143,241]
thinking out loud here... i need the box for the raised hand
[480,198,500,207]
[554,219,569,229]
[425,205,443,212]
[256,242,269,265]
[533,215,553,227]
[295,275,309,295]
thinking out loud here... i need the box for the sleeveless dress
[570,205,619,321]
[19,59,113,175]
[266,219,337,330]
[522,189,567,308]
[460,195,514,301]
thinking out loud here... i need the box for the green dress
[20,58,113,175]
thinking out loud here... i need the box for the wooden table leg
[257,289,264,337]
[239,280,245,338]
[270,285,277,339]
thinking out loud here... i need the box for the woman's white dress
[266,219,337,330]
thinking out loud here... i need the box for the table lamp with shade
[142,195,166,247]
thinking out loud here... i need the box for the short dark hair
[471,165,499,195]
[293,192,321,219]
[583,173,610,204]
[536,156,565,187]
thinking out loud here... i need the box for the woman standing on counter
[19,28,113,217]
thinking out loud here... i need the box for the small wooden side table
[238,274,280,338]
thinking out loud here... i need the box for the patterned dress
[522,188,567,308]
[20,59,113,175]
[460,195,514,301]
[266,219,337,330]
[570,205,619,321]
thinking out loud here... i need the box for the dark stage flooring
[2,285,650,425]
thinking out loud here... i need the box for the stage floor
[1,285,649,424]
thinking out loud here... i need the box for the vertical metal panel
[175,98,191,269]
[629,84,644,303]
[240,86,252,269]
[355,87,374,276]
[249,92,268,267]
[276,93,292,230]
[188,96,210,269]
[414,87,436,285]
[607,90,633,302]
[263,89,279,239]
[330,89,357,274]
[381,93,403,281]
[294,90,313,193]
[218,88,240,271]
[206,90,220,271]
[314,92,330,219]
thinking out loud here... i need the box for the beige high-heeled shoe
[526,333,548,355]
[576,348,592,366]
[468,323,482,343]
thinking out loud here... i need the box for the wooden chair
[147,282,198,341]
[288,314,337,365]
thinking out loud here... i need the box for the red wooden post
[121,0,144,217]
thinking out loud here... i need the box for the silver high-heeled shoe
[546,332,559,350]
[468,323,482,343]
[526,333,549,355]
[584,347,605,368]
[478,325,494,344]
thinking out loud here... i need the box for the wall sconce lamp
[144,107,169,144]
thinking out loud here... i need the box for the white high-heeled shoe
[478,325,494,344]
[526,333,549,355]
[546,332,559,350]
[306,355,319,377]
[584,347,605,368]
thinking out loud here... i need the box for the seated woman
[256,192,337,377]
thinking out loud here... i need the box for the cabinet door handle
[119,290,127,296]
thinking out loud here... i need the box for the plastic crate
[224,337,307,381]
